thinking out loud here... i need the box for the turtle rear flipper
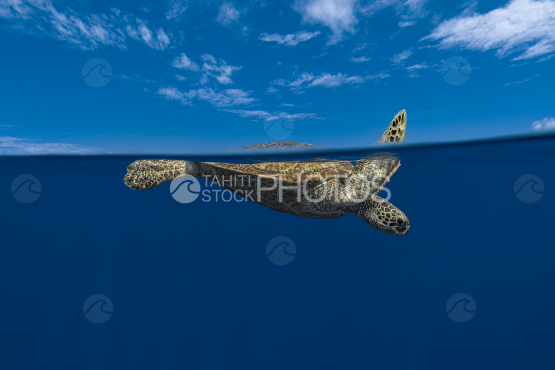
[124,160,188,190]
[376,110,407,144]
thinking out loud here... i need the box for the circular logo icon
[441,56,471,86]
[83,294,113,324]
[170,174,201,203]
[264,115,294,141]
[11,174,41,204]
[514,174,544,203]
[446,293,476,323]
[266,236,296,265]
[82,58,112,87]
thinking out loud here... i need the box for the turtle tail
[124,160,189,190]
[376,110,407,144]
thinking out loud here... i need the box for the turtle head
[355,194,410,236]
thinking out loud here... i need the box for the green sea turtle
[124,110,409,236]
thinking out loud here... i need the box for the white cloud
[360,0,429,18]
[398,20,416,27]
[137,22,154,44]
[280,103,296,107]
[166,0,188,20]
[157,86,194,104]
[155,28,170,49]
[0,1,172,50]
[353,43,368,52]
[405,63,428,70]
[273,71,389,90]
[155,87,317,121]
[423,0,555,60]
[126,20,171,50]
[403,0,429,17]
[259,31,320,46]
[175,74,186,81]
[217,1,240,25]
[289,73,316,87]
[115,74,157,85]
[196,88,254,106]
[201,54,241,84]
[223,109,318,121]
[532,117,555,130]
[503,73,540,86]
[271,112,318,120]
[0,136,97,154]
[172,53,200,71]
[157,86,255,107]
[201,54,217,64]
[132,20,170,50]
[537,53,555,62]
[310,73,350,87]
[391,49,412,64]
[294,0,358,44]
[0,0,36,19]
[222,109,273,119]
[309,72,382,87]
[350,56,371,62]
[171,53,242,85]
[273,73,315,89]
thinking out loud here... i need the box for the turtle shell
[209,161,354,184]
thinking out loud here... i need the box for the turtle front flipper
[124,160,190,190]
[375,110,406,144]
[354,194,409,236]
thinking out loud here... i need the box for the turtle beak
[395,214,410,236]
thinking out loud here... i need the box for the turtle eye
[396,215,404,225]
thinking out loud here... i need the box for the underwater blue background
[1,135,555,369]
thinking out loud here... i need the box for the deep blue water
[1,134,555,369]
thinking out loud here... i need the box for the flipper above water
[375,110,407,144]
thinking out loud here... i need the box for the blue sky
[0,0,554,154]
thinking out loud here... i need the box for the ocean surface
[1,133,554,370]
